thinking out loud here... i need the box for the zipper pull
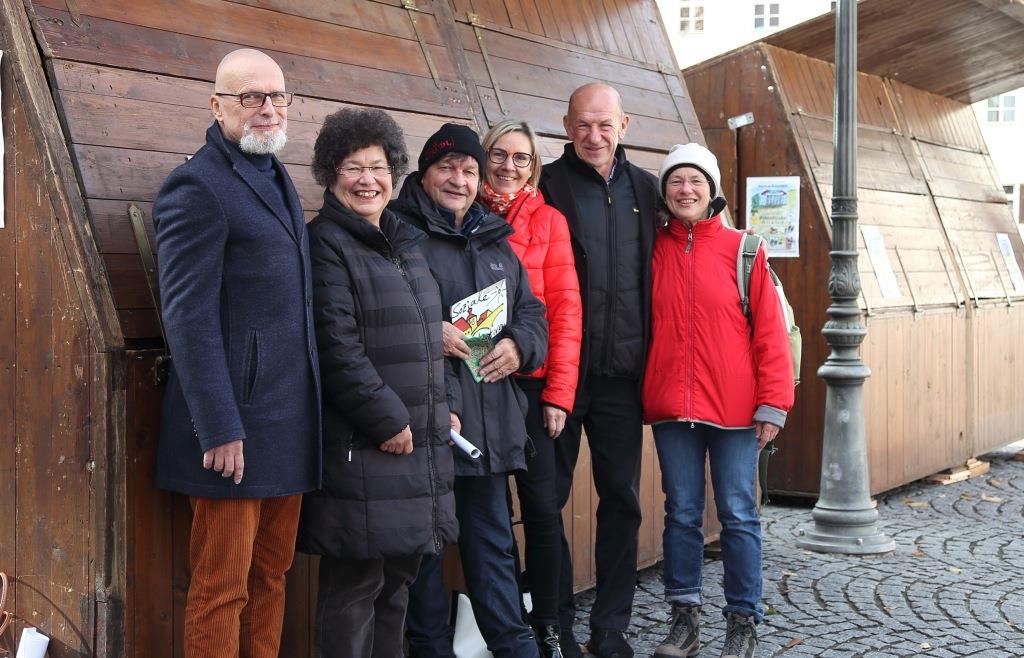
[690,422,695,429]
[347,448,352,462]
[685,228,694,254]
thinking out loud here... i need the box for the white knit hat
[658,143,721,200]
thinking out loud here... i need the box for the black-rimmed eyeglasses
[488,148,534,168]
[214,91,294,108]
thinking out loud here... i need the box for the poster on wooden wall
[860,225,902,300]
[745,176,799,257]
[0,50,4,229]
[995,233,1024,294]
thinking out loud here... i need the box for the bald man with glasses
[153,49,320,658]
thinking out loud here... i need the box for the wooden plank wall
[684,43,1024,495]
[16,1,713,655]
[28,0,701,342]
[1,45,98,658]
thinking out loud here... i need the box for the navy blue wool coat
[153,123,321,498]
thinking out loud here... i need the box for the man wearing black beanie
[395,123,548,658]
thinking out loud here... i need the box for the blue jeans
[653,422,763,622]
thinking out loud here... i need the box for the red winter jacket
[503,190,583,412]
[642,214,794,428]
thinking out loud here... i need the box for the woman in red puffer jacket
[478,119,582,658]
[643,143,793,658]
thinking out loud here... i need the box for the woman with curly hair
[295,107,458,658]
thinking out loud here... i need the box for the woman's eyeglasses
[488,148,534,168]
[336,165,393,179]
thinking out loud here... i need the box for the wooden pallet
[924,458,990,485]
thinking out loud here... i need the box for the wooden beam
[0,0,122,349]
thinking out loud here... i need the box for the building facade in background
[974,88,1023,225]
[655,0,1024,231]
[655,0,832,68]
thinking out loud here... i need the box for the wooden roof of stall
[764,0,1024,103]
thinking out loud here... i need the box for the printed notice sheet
[746,176,800,257]
[451,279,507,382]
[860,225,902,300]
[996,233,1024,294]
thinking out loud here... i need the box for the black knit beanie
[418,123,486,174]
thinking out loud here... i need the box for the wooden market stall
[0,1,712,656]
[684,0,1024,496]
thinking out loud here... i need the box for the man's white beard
[239,124,287,155]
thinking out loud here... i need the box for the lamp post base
[796,505,895,555]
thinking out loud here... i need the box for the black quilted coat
[296,193,457,560]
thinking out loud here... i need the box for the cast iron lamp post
[796,0,895,555]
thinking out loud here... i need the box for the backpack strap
[737,233,763,321]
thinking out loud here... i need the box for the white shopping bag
[452,592,533,658]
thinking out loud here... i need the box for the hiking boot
[534,623,565,658]
[654,604,700,657]
[586,629,634,658]
[720,613,758,658]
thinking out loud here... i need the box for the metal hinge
[467,12,507,115]
[402,0,442,89]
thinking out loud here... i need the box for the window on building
[754,3,780,30]
[988,95,1016,123]
[680,2,704,33]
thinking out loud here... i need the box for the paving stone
[570,444,1024,657]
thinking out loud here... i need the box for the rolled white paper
[17,627,50,658]
[450,429,482,459]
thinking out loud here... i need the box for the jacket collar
[392,172,512,245]
[205,122,301,242]
[318,190,425,253]
[665,211,727,241]
[560,141,629,184]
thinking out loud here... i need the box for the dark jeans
[456,474,541,658]
[555,376,643,633]
[315,553,422,658]
[406,475,540,658]
[405,552,456,658]
[513,379,563,626]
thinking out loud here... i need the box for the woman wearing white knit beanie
[643,144,795,658]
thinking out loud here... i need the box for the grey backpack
[737,234,801,385]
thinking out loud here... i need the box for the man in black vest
[539,83,659,658]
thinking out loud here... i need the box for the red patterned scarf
[479,180,536,216]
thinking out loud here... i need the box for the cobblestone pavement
[571,445,1024,657]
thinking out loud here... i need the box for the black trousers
[315,553,422,658]
[555,376,644,633]
[513,379,564,626]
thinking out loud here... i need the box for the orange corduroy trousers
[184,494,302,658]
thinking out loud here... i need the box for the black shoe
[654,604,700,657]
[534,623,565,658]
[586,629,634,658]
[559,627,583,658]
